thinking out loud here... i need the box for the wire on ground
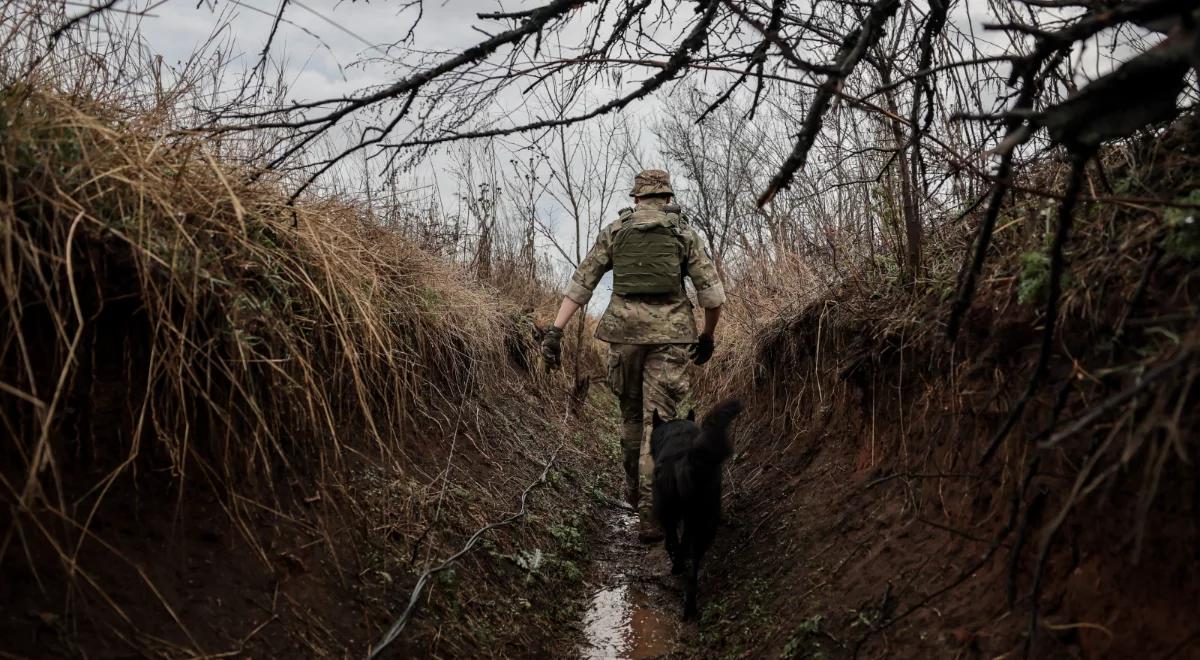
[367,405,571,659]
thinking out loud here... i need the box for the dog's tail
[697,399,743,460]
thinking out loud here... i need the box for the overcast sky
[144,1,502,104]
[118,0,1154,311]
[126,0,637,306]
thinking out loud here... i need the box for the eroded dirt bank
[0,90,622,658]
[682,121,1200,659]
[683,313,1199,659]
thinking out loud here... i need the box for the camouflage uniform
[564,172,725,521]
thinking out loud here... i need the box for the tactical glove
[693,333,715,365]
[541,325,564,369]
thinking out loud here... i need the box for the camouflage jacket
[565,197,726,345]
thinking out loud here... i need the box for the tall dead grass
[0,6,606,654]
[697,251,824,402]
[0,87,603,645]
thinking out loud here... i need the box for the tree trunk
[880,72,922,283]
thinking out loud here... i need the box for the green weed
[1017,249,1051,305]
[515,548,545,584]
[549,520,585,556]
[553,558,584,584]
[1163,190,1200,261]
[437,566,460,589]
[780,613,831,659]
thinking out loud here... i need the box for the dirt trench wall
[694,308,1198,658]
[0,90,618,658]
[690,139,1200,658]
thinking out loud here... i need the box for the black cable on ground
[367,435,567,659]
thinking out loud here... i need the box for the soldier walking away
[540,169,726,542]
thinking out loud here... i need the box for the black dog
[650,399,743,619]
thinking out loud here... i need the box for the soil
[676,268,1200,656]
[678,401,1200,659]
[0,410,621,659]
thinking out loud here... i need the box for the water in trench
[578,511,682,659]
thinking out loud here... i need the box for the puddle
[581,580,677,659]
[578,511,681,659]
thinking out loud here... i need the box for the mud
[577,509,684,659]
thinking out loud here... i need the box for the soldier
[540,169,725,542]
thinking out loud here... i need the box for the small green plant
[849,607,883,628]
[798,614,824,635]
[1163,190,1200,261]
[1017,249,1051,305]
[605,439,621,463]
[552,557,583,583]
[515,548,545,584]
[549,519,585,555]
[780,615,827,659]
[438,566,459,584]
[700,597,730,628]
[417,284,444,311]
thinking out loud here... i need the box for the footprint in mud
[578,511,685,659]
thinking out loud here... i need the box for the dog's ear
[651,409,664,429]
[686,409,695,422]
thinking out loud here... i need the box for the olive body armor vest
[610,208,686,296]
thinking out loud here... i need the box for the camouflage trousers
[605,343,691,519]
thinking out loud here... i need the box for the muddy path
[575,506,689,659]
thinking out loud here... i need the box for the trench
[575,508,685,659]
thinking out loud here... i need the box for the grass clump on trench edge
[0,88,618,657]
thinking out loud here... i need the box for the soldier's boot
[637,509,664,543]
[636,438,663,543]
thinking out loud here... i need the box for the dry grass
[1,86,511,492]
[0,86,610,655]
